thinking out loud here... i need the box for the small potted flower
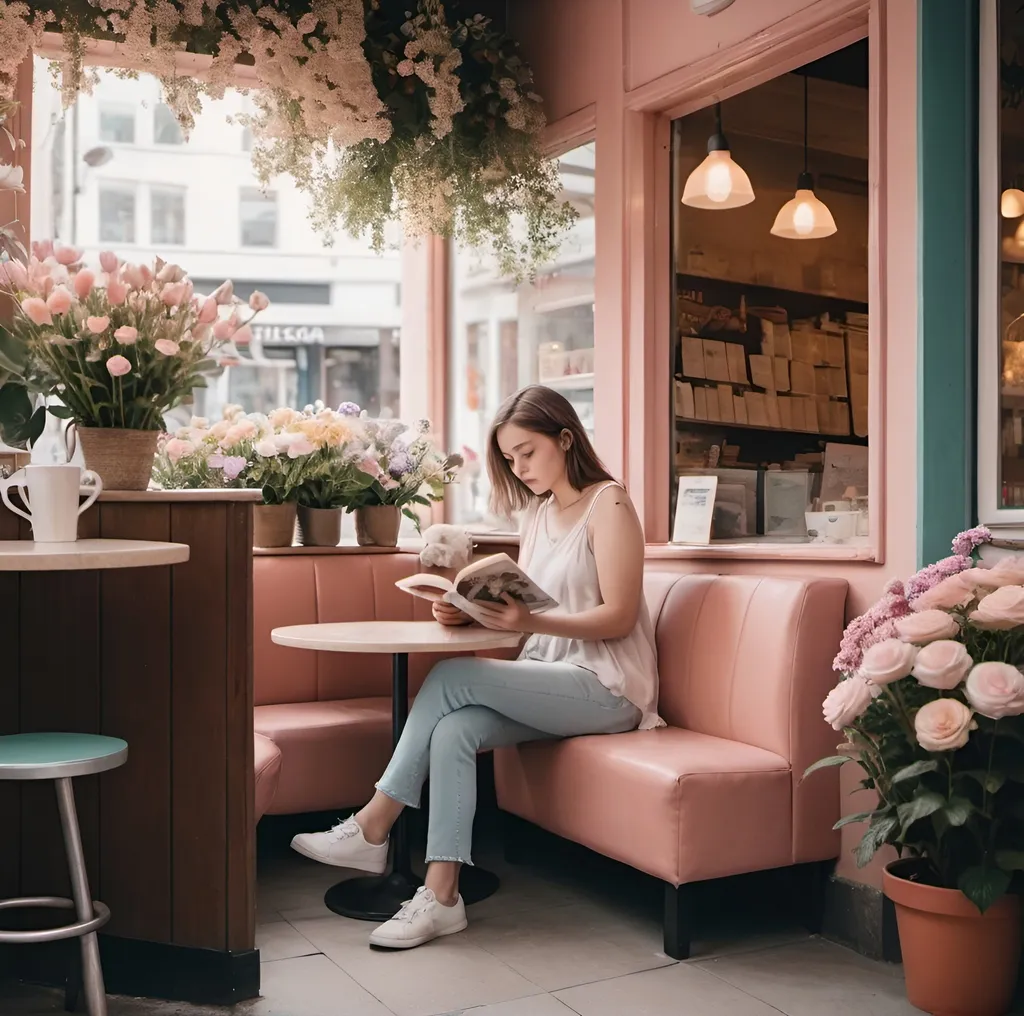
[344,409,462,547]
[806,526,1024,1016]
[0,243,267,489]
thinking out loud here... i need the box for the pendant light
[681,101,755,210]
[771,76,837,239]
[1002,180,1024,218]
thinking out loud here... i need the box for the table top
[0,539,190,571]
[271,620,522,654]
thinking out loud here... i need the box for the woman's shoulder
[586,482,641,533]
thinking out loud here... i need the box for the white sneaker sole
[368,916,469,950]
[289,835,388,874]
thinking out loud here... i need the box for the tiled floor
[1,840,925,1016]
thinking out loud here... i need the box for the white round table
[0,539,190,571]
[271,620,520,922]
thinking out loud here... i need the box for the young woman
[291,385,663,949]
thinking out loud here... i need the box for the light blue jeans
[375,656,640,865]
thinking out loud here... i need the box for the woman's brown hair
[486,385,615,517]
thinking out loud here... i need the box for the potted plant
[343,408,462,547]
[806,526,1024,1016]
[0,244,265,489]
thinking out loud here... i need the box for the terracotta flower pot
[253,503,297,548]
[355,505,401,547]
[296,505,342,547]
[883,859,1021,1016]
[76,427,159,491]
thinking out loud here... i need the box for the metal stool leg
[54,778,106,1016]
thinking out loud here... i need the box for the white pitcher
[0,464,103,542]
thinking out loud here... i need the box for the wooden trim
[646,541,879,562]
[540,105,597,156]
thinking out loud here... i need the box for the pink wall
[512,0,918,888]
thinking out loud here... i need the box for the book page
[395,573,454,603]
[452,554,556,612]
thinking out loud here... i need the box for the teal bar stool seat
[0,733,128,1016]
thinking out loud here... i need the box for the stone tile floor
[0,835,936,1016]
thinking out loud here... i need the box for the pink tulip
[73,268,95,300]
[21,297,52,325]
[114,326,138,344]
[106,276,128,305]
[53,244,83,266]
[139,264,153,285]
[121,264,144,289]
[87,315,110,334]
[31,239,53,261]
[161,282,187,308]
[211,280,234,305]
[248,290,270,311]
[106,355,132,377]
[46,287,73,315]
[213,318,236,340]
[99,251,119,274]
[232,324,252,346]
[198,295,219,324]
[3,259,28,290]
[155,338,180,356]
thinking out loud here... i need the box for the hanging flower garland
[3,1,576,279]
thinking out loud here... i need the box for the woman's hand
[471,593,534,633]
[431,600,472,627]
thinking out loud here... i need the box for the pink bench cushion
[254,732,283,823]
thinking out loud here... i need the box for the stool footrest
[0,896,110,944]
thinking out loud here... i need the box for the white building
[29,57,402,425]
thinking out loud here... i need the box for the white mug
[0,464,103,542]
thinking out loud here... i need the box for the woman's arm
[473,488,645,640]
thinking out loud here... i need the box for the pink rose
[912,640,973,691]
[73,268,95,300]
[254,438,278,457]
[822,678,873,731]
[914,698,975,752]
[154,339,180,356]
[163,438,194,463]
[912,572,977,612]
[53,244,83,266]
[198,296,218,324]
[248,290,269,311]
[99,251,119,274]
[114,326,138,344]
[106,354,132,377]
[895,609,960,645]
[161,282,187,307]
[46,287,73,315]
[86,316,110,334]
[21,296,52,325]
[964,662,1024,719]
[961,555,1024,590]
[287,436,315,458]
[858,639,918,686]
[969,585,1024,630]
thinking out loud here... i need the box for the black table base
[323,651,501,923]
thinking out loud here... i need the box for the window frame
[150,183,186,246]
[97,180,139,245]
[97,102,137,145]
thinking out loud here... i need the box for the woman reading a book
[291,385,663,949]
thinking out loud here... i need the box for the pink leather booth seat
[253,553,514,816]
[494,572,848,960]
[254,732,282,822]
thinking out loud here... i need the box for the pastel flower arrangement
[0,242,264,446]
[807,525,1024,913]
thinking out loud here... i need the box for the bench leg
[501,812,531,866]
[795,860,833,935]
[663,883,695,960]
[55,778,106,1016]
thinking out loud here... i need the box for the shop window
[669,40,870,548]
[98,104,136,144]
[151,186,186,246]
[448,141,596,528]
[98,183,137,244]
[240,186,278,248]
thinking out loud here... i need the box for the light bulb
[1003,188,1024,218]
[705,160,733,203]
[681,150,754,210]
[771,185,837,240]
[793,200,816,236]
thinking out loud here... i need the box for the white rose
[858,639,918,687]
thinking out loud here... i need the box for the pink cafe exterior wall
[511,0,919,888]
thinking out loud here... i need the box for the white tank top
[517,482,665,730]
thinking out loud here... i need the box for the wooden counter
[0,491,258,1004]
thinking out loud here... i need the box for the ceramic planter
[253,502,297,548]
[354,504,401,547]
[296,505,342,547]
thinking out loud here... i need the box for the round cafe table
[270,620,521,923]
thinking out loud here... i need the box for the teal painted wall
[917,0,978,565]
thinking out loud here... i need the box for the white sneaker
[368,887,468,949]
[290,816,388,873]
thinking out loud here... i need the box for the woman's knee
[422,656,478,694]
[428,709,486,757]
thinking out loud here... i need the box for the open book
[395,552,557,626]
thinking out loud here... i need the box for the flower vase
[297,506,343,547]
[254,503,297,548]
[76,427,159,491]
[355,505,401,547]
[883,859,1021,1016]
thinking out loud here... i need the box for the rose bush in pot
[806,526,1024,1015]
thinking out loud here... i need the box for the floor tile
[451,996,579,1016]
[464,901,676,991]
[293,913,543,1016]
[251,953,392,1016]
[255,920,321,962]
[554,963,783,1015]
[698,937,916,1016]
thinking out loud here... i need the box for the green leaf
[940,797,975,827]
[897,792,946,831]
[802,755,851,781]
[995,850,1024,872]
[833,811,874,830]
[957,769,1007,794]
[891,760,940,784]
[46,404,73,420]
[0,385,44,449]
[958,866,1011,914]
[855,813,899,868]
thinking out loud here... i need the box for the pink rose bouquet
[0,245,267,445]
[806,525,1024,914]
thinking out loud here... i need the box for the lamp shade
[770,173,837,239]
[1003,219,1024,263]
[1003,188,1024,218]
[682,150,755,210]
